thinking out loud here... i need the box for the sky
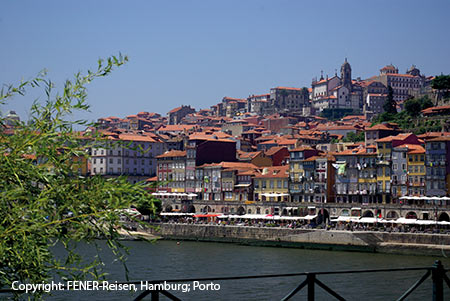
[1,0,450,123]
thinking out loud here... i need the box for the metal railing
[1,261,448,300]
[131,260,449,300]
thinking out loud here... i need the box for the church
[311,59,364,113]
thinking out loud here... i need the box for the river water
[34,241,450,300]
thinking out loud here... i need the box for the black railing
[132,260,449,300]
[1,261,449,300]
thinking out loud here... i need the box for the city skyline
[1,0,450,121]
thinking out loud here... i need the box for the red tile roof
[254,165,289,178]
[156,150,186,158]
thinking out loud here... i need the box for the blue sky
[1,0,449,122]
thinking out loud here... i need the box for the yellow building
[376,133,423,203]
[405,144,426,196]
[254,165,290,203]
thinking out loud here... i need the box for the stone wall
[148,223,450,256]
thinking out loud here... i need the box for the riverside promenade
[144,223,450,257]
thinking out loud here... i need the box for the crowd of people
[150,216,450,234]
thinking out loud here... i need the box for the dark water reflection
[32,240,450,300]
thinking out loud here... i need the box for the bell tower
[340,58,352,89]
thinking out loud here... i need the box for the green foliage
[431,74,450,90]
[404,96,433,117]
[432,75,450,100]
[342,131,365,143]
[383,86,397,115]
[0,55,156,295]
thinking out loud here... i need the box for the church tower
[340,58,352,89]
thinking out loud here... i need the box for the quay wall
[147,224,450,257]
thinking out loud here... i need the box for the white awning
[357,217,378,223]
[415,220,437,225]
[336,216,360,222]
[160,212,195,216]
[261,193,288,197]
[303,214,318,220]
[394,218,418,224]
[234,183,251,187]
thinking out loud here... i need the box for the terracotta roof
[395,144,425,154]
[223,97,246,102]
[418,132,450,139]
[156,150,186,158]
[381,65,397,71]
[290,146,315,152]
[158,124,197,132]
[118,133,158,142]
[368,93,387,97]
[273,86,303,91]
[237,150,262,160]
[146,176,158,182]
[342,115,366,121]
[365,123,395,131]
[421,105,450,115]
[168,106,183,114]
[199,162,258,170]
[265,146,287,156]
[376,133,415,143]
[386,73,415,78]
[254,165,289,178]
[427,136,450,142]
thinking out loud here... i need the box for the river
[37,240,450,300]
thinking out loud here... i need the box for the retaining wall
[147,224,450,256]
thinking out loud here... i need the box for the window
[109,158,113,164]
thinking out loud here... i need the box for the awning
[303,214,318,220]
[357,217,378,223]
[234,183,251,187]
[261,193,289,197]
[415,220,437,225]
[394,218,417,224]
[160,212,195,216]
[336,216,360,222]
[193,214,223,218]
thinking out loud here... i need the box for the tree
[404,98,422,117]
[431,75,450,103]
[342,131,365,143]
[383,86,397,114]
[0,55,156,296]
